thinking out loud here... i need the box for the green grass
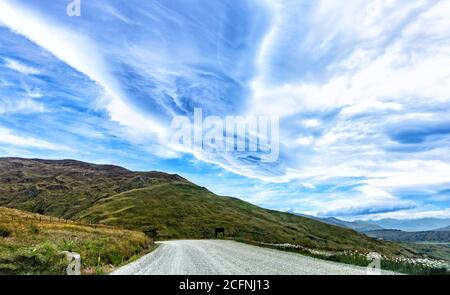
[0,207,152,274]
[77,183,414,257]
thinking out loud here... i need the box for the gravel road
[112,240,397,275]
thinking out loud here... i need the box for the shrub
[143,226,159,239]
[28,224,40,234]
[0,227,12,238]
[25,186,40,198]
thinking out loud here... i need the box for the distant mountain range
[294,214,384,232]
[296,214,450,233]
[366,218,450,232]
[365,229,450,243]
[320,217,384,232]
[298,214,450,262]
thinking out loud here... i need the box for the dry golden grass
[0,207,152,274]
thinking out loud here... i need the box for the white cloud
[302,119,321,127]
[0,0,165,139]
[242,0,450,217]
[2,57,40,75]
[0,127,72,151]
[23,85,43,98]
[302,182,316,189]
[0,98,45,114]
[361,208,450,221]
[296,136,314,146]
[250,0,450,117]
[0,0,448,218]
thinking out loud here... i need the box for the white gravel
[111,240,398,275]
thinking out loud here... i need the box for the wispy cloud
[0,127,72,151]
[0,0,165,140]
[318,202,417,217]
[2,57,40,75]
[0,97,44,114]
[0,0,449,219]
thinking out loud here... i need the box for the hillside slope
[0,157,413,257]
[0,157,188,218]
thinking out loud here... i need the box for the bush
[0,227,11,238]
[25,186,40,198]
[28,224,40,234]
[143,226,159,239]
[17,244,66,274]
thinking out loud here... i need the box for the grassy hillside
[0,207,151,274]
[0,157,414,258]
[77,183,413,256]
[403,243,450,262]
[0,157,188,218]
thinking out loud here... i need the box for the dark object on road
[215,227,225,238]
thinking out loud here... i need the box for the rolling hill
[0,157,188,218]
[0,157,414,257]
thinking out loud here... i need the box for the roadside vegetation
[238,240,450,275]
[401,242,450,263]
[0,207,152,274]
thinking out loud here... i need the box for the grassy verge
[0,207,152,274]
[401,242,450,262]
[235,238,450,275]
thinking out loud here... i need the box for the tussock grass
[0,207,152,274]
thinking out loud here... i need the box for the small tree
[143,226,159,240]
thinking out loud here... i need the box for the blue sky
[0,0,450,220]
